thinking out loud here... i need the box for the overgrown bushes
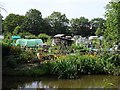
[71,44,89,53]
[2,42,11,57]
[38,33,50,43]
[51,54,120,79]
[99,53,120,66]
[2,41,35,69]
[2,40,120,78]
[18,50,34,63]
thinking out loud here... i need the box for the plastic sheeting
[16,39,43,47]
[12,36,21,40]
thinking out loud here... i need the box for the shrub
[71,44,89,53]
[9,46,22,55]
[52,54,120,79]
[25,34,37,39]
[52,56,78,79]
[2,55,18,69]
[98,53,120,66]
[107,54,120,66]
[2,42,11,57]
[38,33,50,43]
[17,50,34,64]
[41,61,56,75]
[71,44,84,50]
[2,41,34,67]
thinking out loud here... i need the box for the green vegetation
[2,1,120,79]
[2,41,120,78]
[2,9,106,37]
[104,1,120,47]
[2,41,36,68]
[71,44,89,53]
[52,54,120,79]
[38,33,50,43]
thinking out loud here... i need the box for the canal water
[3,75,120,89]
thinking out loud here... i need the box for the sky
[1,0,111,20]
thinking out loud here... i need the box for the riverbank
[2,38,120,79]
[3,63,52,77]
[3,54,120,79]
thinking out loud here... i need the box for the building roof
[54,34,65,38]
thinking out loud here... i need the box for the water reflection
[3,75,120,89]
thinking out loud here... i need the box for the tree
[42,19,52,35]
[90,18,106,36]
[46,11,69,35]
[3,14,25,33]
[13,26,21,35]
[104,1,120,46]
[95,27,103,36]
[70,17,90,36]
[21,9,43,35]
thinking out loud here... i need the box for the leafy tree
[95,27,103,36]
[46,11,69,35]
[70,17,90,36]
[3,13,25,33]
[104,1,120,46]
[90,18,106,36]
[42,19,52,35]
[13,26,21,35]
[21,9,43,35]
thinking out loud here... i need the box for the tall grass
[51,54,120,79]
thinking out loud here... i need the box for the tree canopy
[90,18,106,36]
[46,12,69,35]
[70,17,90,36]
[21,9,43,35]
[2,9,106,37]
[3,14,25,33]
[104,1,120,46]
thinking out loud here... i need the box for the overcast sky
[1,0,111,20]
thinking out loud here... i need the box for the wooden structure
[52,34,74,46]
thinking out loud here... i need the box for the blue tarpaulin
[12,36,21,40]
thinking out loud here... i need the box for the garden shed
[52,34,73,46]
[16,39,43,47]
